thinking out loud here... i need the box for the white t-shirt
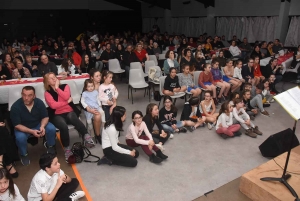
[0,184,25,201]
[28,169,65,201]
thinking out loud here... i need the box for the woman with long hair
[44,73,95,161]
[101,106,139,167]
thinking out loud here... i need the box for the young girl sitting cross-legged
[159,96,188,134]
[200,91,219,130]
[215,101,241,139]
[180,97,206,132]
[232,98,263,138]
[126,110,168,164]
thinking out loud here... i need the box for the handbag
[67,142,100,164]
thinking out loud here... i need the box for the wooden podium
[240,146,300,201]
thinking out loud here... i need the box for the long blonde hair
[43,72,59,91]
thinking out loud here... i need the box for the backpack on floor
[68,142,100,164]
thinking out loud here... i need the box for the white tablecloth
[0,75,88,105]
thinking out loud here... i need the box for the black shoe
[220,134,229,139]
[95,135,102,145]
[263,103,270,107]
[156,150,168,160]
[149,154,162,164]
[7,164,19,178]
[97,156,112,166]
[234,131,242,136]
[178,127,187,133]
[47,145,57,154]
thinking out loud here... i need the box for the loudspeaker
[259,128,299,158]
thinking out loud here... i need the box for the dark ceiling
[104,0,171,10]
[103,0,215,11]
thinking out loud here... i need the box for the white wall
[141,3,164,18]
[215,0,281,16]
[171,0,207,17]
[1,0,129,10]
[289,0,300,15]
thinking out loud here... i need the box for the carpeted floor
[13,80,300,201]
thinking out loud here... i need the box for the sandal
[6,163,19,178]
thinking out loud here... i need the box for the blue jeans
[14,123,56,156]
[161,122,184,133]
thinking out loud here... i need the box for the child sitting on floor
[242,89,258,120]
[215,101,241,139]
[199,91,219,130]
[232,98,263,138]
[180,97,206,132]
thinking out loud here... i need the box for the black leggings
[51,112,88,147]
[0,127,19,165]
[55,178,79,201]
[103,144,139,167]
[102,105,111,122]
[151,131,170,145]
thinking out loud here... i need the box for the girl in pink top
[99,71,119,121]
[126,111,168,164]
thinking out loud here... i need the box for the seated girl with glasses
[125,111,168,164]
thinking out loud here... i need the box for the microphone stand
[260,120,300,201]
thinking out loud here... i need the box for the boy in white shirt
[28,153,85,201]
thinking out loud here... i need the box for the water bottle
[151,91,154,100]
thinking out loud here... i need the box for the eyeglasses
[134,116,142,120]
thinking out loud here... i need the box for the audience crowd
[0,26,300,200]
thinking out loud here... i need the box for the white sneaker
[155,144,164,151]
[169,134,174,139]
[207,123,213,130]
[270,99,275,103]
[69,191,85,201]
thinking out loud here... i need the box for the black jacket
[180,102,202,121]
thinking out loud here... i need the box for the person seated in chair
[10,86,57,166]
[100,43,116,70]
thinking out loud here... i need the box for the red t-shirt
[134,49,147,62]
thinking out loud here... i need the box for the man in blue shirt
[10,86,56,166]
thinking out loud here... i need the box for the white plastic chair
[130,62,147,77]
[149,55,158,66]
[128,69,150,104]
[34,82,48,107]
[145,60,156,76]
[158,54,165,60]
[158,76,185,108]
[8,85,26,111]
[108,59,125,76]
